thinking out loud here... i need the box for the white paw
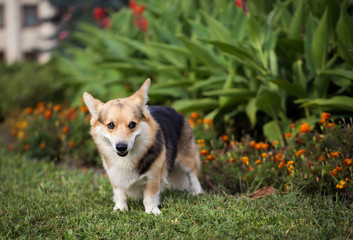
[145,206,161,215]
[113,203,128,212]
[190,186,204,196]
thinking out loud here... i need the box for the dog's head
[83,79,151,157]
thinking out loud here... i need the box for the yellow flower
[241,156,249,165]
[336,180,346,189]
[272,140,279,147]
[17,130,24,140]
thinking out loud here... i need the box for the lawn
[1,148,352,239]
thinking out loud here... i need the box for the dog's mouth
[117,151,129,157]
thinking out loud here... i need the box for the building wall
[0,0,57,64]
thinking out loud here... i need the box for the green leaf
[311,8,329,71]
[172,98,219,113]
[203,88,256,97]
[204,40,266,73]
[300,96,353,112]
[288,0,308,39]
[255,87,282,118]
[304,13,316,75]
[178,36,224,69]
[263,119,291,142]
[318,69,353,80]
[245,98,257,127]
[336,7,353,46]
[270,79,306,98]
[200,10,231,42]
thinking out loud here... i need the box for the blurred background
[1,0,353,163]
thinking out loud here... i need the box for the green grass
[1,149,352,239]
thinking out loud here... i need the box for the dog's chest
[107,166,146,190]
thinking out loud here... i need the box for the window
[24,51,38,61]
[0,5,4,28]
[23,5,38,27]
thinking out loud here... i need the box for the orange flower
[229,141,237,147]
[66,107,77,120]
[221,135,229,142]
[247,167,254,171]
[190,112,199,119]
[189,119,195,127]
[205,154,216,161]
[255,159,262,165]
[261,152,268,158]
[254,143,262,150]
[343,158,353,166]
[290,123,295,129]
[249,140,256,148]
[275,153,284,162]
[25,107,34,114]
[200,149,209,156]
[295,149,306,157]
[284,132,293,139]
[79,106,89,113]
[299,123,310,133]
[318,156,324,162]
[319,112,332,124]
[69,141,75,148]
[330,166,342,176]
[278,160,285,168]
[44,110,52,119]
[197,139,205,148]
[330,152,341,158]
[53,104,62,112]
[326,123,335,129]
[82,166,88,172]
[241,156,249,165]
[39,142,45,149]
[62,126,69,134]
[24,144,30,150]
[227,157,236,163]
[203,118,213,127]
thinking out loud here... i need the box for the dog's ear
[132,78,151,107]
[83,92,103,119]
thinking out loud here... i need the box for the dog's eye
[107,122,115,129]
[128,121,136,129]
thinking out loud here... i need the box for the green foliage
[3,102,98,165]
[191,113,353,198]
[1,149,352,239]
[56,0,353,141]
[0,61,64,119]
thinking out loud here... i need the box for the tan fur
[83,79,203,215]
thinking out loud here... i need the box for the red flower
[101,17,111,29]
[93,7,107,20]
[133,16,148,32]
[129,0,148,32]
[129,0,145,15]
[235,0,249,14]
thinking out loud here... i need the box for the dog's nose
[116,143,128,152]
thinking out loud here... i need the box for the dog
[83,79,203,215]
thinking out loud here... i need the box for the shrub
[191,112,353,198]
[0,60,65,119]
[4,102,98,165]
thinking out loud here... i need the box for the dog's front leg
[113,187,128,212]
[143,181,161,215]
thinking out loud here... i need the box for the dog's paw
[145,206,161,215]
[190,187,204,196]
[113,203,128,212]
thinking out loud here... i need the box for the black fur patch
[149,106,184,173]
[138,128,163,174]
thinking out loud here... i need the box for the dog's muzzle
[116,143,128,157]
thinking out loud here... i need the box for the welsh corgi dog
[83,79,203,215]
